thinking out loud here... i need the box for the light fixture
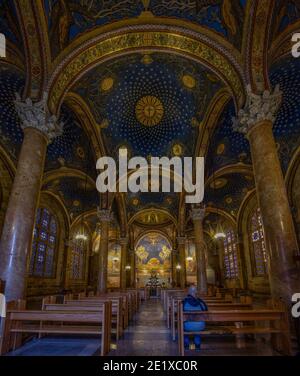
[75,233,88,241]
[214,232,226,240]
[186,256,193,261]
[125,265,131,270]
[176,264,182,270]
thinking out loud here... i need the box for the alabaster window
[250,208,267,276]
[223,230,239,279]
[71,238,86,280]
[29,207,58,278]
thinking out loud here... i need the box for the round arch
[48,28,246,114]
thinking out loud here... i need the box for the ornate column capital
[190,207,206,222]
[119,237,128,246]
[97,207,113,222]
[177,237,186,245]
[233,84,282,136]
[14,92,63,143]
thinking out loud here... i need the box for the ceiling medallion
[210,178,227,189]
[135,96,164,127]
[141,54,153,65]
[172,143,183,156]
[182,74,196,89]
[100,77,114,92]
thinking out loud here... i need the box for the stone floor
[6,298,288,356]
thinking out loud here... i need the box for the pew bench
[171,298,253,340]
[63,298,123,340]
[177,302,291,356]
[1,302,112,356]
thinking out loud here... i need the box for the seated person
[182,285,208,351]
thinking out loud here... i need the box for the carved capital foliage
[97,207,113,222]
[233,85,282,136]
[14,92,63,143]
[190,208,206,222]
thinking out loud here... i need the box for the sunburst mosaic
[135,96,164,127]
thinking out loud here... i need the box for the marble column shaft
[234,85,300,302]
[0,93,62,301]
[120,237,128,290]
[191,208,208,295]
[97,210,111,294]
[248,121,299,300]
[0,128,47,300]
[177,237,186,288]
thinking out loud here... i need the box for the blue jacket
[183,295,208,312]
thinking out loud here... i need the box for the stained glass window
[29,208,58,278]
[223,230,239,279]
[71,238,85,280]
[250,208,267,276]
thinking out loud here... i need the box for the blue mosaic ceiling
[270,57,300,172]
[43,176,98,219]
[0,66,97,179]
[0,65,25,161]
[205,99,251,177]
[47,105,97,178]
[204,173,255,218]
[272,1,300,38]
[127,191,178,219]
[0,0,23,49]
[73,52,223,159]
[44,0,247,58]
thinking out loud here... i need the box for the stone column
[171,248,178,287]
[128,249,136,288]
[97,208,112,294]
[234,85,300,302]
[177,237,186,289]
[0,93,62,301]
[190,207,208,295]
[216,238,225,287]
[120,237,128,290]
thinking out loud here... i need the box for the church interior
[0,0,300,357]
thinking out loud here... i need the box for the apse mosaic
[135,233,171,271]
[270,57,300,172]
[73,52,223,159]
[44,0,247,58]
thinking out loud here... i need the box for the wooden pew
[0,300,24,355]
[165,292,233,328]
[1,301,112,356]
[171,297,253,341]
[177,301,291,356]
[82,294,130,329]
[63,297,123,340]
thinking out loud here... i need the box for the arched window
[71,238,86,280]
[250,208,267,276]
[29,207,58,278]
[223,230,239,279]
